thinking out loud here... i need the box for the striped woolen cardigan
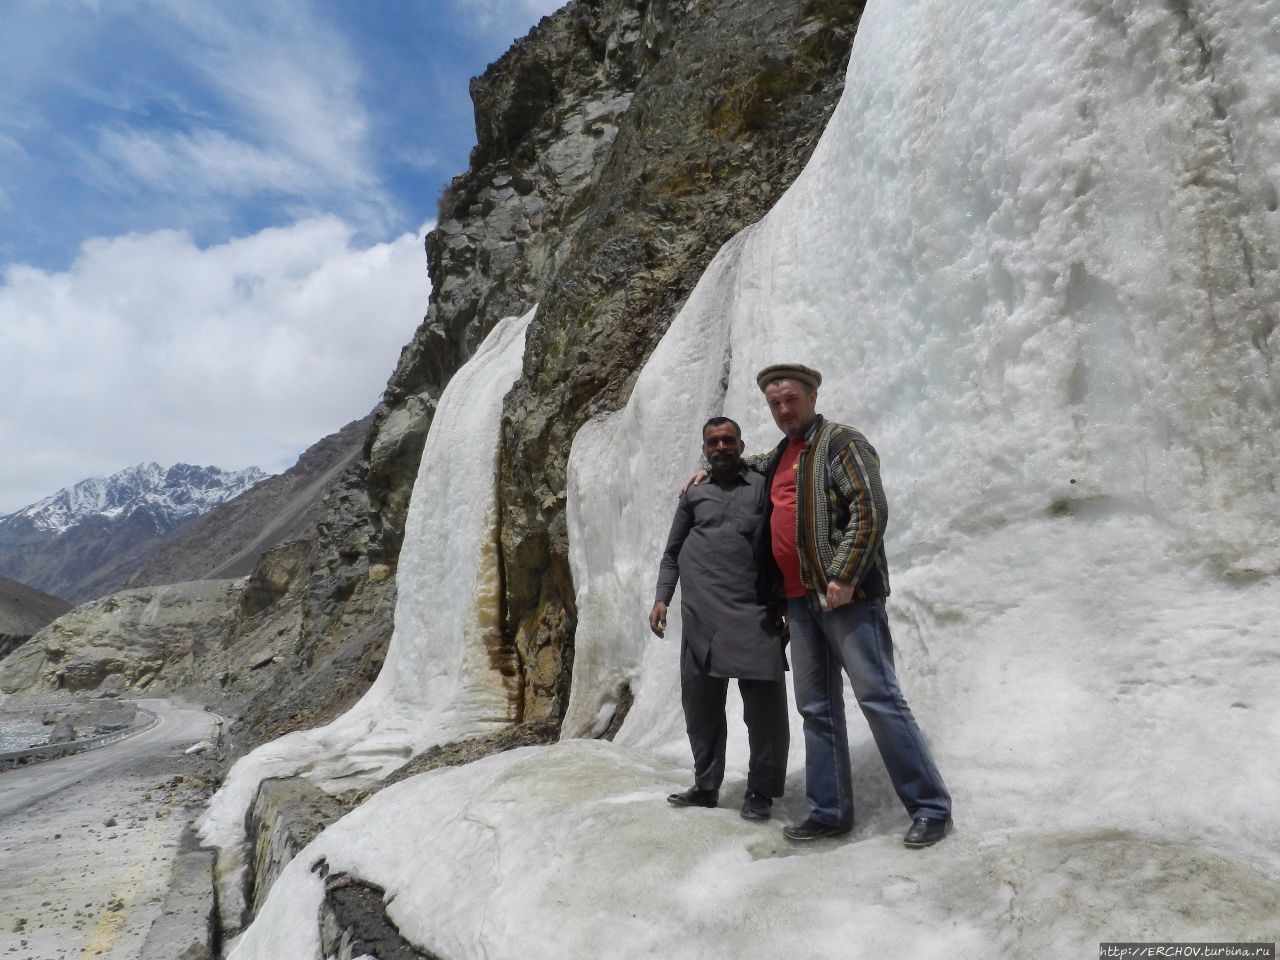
[762,415,891,600]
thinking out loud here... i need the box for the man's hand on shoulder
[678,470,709,495]
[649,601,668,638]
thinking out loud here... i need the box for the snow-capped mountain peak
[1,462,270,537]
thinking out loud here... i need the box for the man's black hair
[702,416,741,439]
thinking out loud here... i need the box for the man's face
[702,422,745,471]
[764,379,818,439]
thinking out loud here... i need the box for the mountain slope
[123,416,372,589]
[0,463,268,602]
[0,575,71,660]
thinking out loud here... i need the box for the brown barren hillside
[0,575,71,659]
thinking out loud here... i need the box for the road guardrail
[0,707,159,771]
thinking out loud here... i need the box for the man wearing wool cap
[753,361,953,846]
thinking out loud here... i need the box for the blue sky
[0,0,562,514]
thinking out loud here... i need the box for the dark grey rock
[320,872,441,960]
[246,777,350,920]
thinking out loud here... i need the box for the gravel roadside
[0,701,223,960]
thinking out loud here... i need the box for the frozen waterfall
[226,1,1279,956]
[199,309,533,931]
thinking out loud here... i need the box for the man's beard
[709,451,740,471]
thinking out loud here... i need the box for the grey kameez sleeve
[655,493,694,604]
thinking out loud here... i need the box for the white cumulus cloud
[0,217,432,513]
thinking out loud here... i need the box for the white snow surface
[227,1,1280,956]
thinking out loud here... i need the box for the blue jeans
[787,595,951,827]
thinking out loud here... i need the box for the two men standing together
[649,363,953,847]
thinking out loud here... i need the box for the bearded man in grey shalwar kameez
[649,417,789,821]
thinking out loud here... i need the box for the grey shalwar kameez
[655,467,789,797]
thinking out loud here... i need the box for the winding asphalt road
[0,699,221,960]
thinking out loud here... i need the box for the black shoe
[903,816,952,848]
[667,786,718,808]
[740,790,772,821]
[782,816,852,841]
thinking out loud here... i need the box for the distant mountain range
[0,462,269,603]
[0,419,372,606]
[122,416,372,588]
[3,462,269,538]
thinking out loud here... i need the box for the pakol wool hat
[756,362,822,392]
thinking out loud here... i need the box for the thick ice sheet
[229,0,1280,955]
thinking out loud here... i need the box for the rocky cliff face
[226,0,864,752]
[496,0,865,720]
